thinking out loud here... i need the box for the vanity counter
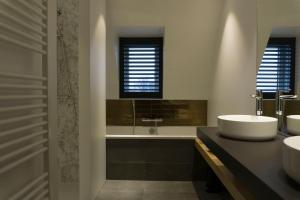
[197,127,300,200]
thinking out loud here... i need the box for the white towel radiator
[0,0,57,199]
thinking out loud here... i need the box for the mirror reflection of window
[257,38,296,99]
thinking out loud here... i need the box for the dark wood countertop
[197,127,300,200]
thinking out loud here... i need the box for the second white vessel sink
[287,115,300,135]
[283,136,300,184]
[218,115,278,141]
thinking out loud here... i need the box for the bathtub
[106,126,198,139]
[106,126,198,180]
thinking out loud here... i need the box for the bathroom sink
[283,136,300,184]
[287,115,300,135]
[218,115,278,141]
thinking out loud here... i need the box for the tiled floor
[96,180,225,200]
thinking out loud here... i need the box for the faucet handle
[256,89,263,96]
[251,90,263,99]
[251,94,262,99]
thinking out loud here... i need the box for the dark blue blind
[120,38,163,98]
[256,38,295,98]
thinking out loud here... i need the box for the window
[256,38,296,99]
[119,38,163,98]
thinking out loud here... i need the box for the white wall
[208,0,257,125]
[79,0,106,199]
[106,0,223,100]
[90,0,106,199]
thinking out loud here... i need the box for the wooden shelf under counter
[195,138,255,200]
[196,127,300,200]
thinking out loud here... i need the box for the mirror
[257,0,300,72]
[257,0,300,135]
[257,0,300,97]
[270,27,300,96]
[257,27,300,97]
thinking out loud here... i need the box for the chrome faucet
[251,90,263,116]
[275,90,298,131]
[142,118,163,135]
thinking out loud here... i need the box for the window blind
[256,38,295,98]
[120,38,163,98]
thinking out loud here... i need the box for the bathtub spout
[142,118,163,135]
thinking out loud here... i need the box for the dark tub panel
[106,139,198,181]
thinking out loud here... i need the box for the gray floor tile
[144,181,195,193]
[103,180,144,191]
[97,190,143,200]
[102,180,125,190]
[97,180,224,200]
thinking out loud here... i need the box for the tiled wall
[263,100,300,117]
[106,100,207,126]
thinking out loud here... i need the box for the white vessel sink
[283,136,300,184]
[218,115,278,141]
[287,115,300,135]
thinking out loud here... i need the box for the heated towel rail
[0,0,54,199]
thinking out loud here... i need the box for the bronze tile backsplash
[285,100,300,116]
[106,100,207,126]
[263,100,300,117]
[263,100,276,117]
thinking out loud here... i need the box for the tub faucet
[276,90,298,131]
[142,118,163,135]
[251,90,263,116]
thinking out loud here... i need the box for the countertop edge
[197,127,283,200]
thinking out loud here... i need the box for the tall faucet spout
[276,90,298,131]
[251,90,263,116]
